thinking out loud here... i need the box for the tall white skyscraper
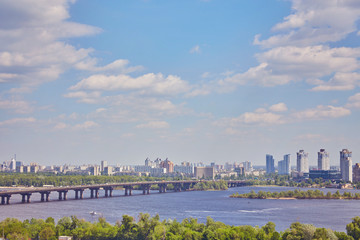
[318,149,330,170]
[340,149,352,182]
[278,154,291,175]
[296,150,309,173]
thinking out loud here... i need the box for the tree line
[0,173,188,187]
[1,213,360,239]
[230,189,360,200]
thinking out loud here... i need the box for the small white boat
[89,211,97,216]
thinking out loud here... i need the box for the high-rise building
[296,150,309,173]
[340,149,352,182]
[266,154,275,174]
[101,160,108,173]
[278,154,290,175]
[353,163,360,183]
[160,158,174,173]
[318,149,330,170]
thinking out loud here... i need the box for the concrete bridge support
[182,183,191,191]
[21,193,31,203]
[104,187,113,197]
[124,186,133,196]
[1,195,11,205]
[75,189,84,199]
[90,188,100,198]
[158,184,167,193]
[57,191,68,200]
[141,184,151,195]
[174,183,182,192]
[40,192,51,202]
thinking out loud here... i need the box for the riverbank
[1,214,358,240]
[230,189,360,200]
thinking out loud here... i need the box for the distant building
[353,163,360,183]
[318,149,330,170]
[174,165,194,175]
[160,158,174,173]
[266,154,275,174]
[309,170,341,181]
[30,165,39,173]
[278,154,290,175]
[243,161,253,172]
[340,149,352,182]
[89,165,100,176]
[104,166,113,175]
[234,167,245,176]
[101,160,108,173]
[194,167,214,179]
[297,150,309,173]
[9,158,16,171]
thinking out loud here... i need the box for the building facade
[296,150,309,173]
[266,154,275,174]
[340,149,352,182]
[353,163,360,183]
[278,154,291,175]
[194,167,214,179]
[318,149,330,170]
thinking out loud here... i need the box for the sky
[1,0,360,167]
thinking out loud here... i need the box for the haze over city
[1,0,360,166]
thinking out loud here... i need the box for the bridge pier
[141,184,151,195]
[124,186,133,196]
[104,187,113,197]
[1,195,10,205]
[57,191,68,200]
[40,192,51,202]
[158,184,167,193]
[174,183,182,192]
[74,189,84,199]
[90,188,100,198]
[20,193,31,203]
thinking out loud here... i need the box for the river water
[1,186,359,231]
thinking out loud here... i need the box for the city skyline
[1,1,360,166]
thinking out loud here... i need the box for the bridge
[0,180,248,205]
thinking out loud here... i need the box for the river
[1,186,359,231]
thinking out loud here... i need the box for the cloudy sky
[1,0,360,166]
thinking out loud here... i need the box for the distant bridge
[0,180,249,205]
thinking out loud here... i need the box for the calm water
[1,186,360,231]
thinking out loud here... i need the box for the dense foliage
[192,180,228,191]
[0,173,188,187]
[1,214,360,240]
[231,189,360,200]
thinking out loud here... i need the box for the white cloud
[346,93,360,108]
[54,122,68,130]
[216,111,285,127]
[310,72,360,91]
[73,121,98,130]
[63,91,102,104]
[0,0,101,89]
[218,1,360,91]
[0,99,33,114]
[220,45,360,88]
[255,0,360,48]
[293,133,328,143]
[136,121,170,129]
[0,117,36,126]
[189,45,200,54]
[269,102,288,112]
[292,105,351,120]
[69,73,190,96]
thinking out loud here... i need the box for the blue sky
[1,0,360,166]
